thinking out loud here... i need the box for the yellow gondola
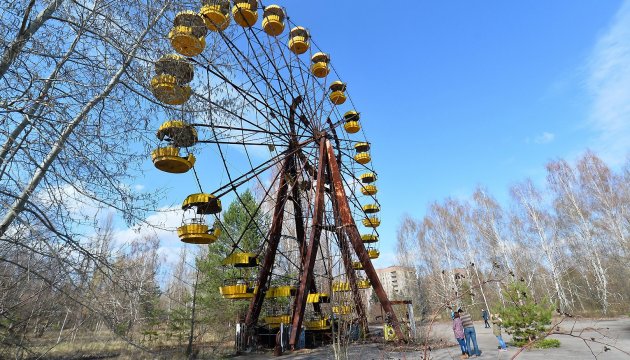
[232,0,258,27]
[359,172,377,184]
[155,54,194,84]
[177,220,221,244]
[354,152,371,165]
[306,293,330,303]
[352,261,363,270]
[311,52,330,78]
[182,193,222,214]
[150,74,192,105]
[368,249,380,259]
[169,11,207,57]
[361,234,379,243]
[200,0,231,31]
[264,314,291,329]
[262,5,285,36]
[156,120,198,147]
[357,278,371,289]
[343,110,360,134]
[222,252,258,267]
[360,184,378,196]
[361,184,378,196]
[151,54,194,105]
[332,281,350,292]
[151,147,196,173]
[362,216,381,228]
[362,204,380,214]
[219,279,255,300]
[329,81,347,105]
[304,317,331,331]
[288,26,309,54]
[354,142,370,153]
[266,285,296,298]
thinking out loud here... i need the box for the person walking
[481,309,490,328]
[459,309,482,357]
[492,313,508,352]
[452,311,468,359]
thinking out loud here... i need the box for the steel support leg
[289,140,327,348]
[324,139,406,342]
[245,156,292,342]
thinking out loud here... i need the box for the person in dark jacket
[459,309,482,357]
[482,309,490,328]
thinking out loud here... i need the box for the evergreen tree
[499,281,553,346]
[194,190,267,344]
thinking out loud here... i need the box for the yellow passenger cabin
[357,278,371,289]
[150,74,191,105]
[343,110,361,134]
[354,142,371,164]
[200,0,231,31]
[359,172,377,184]
[222,252,258,267]
[262,5,285,36]
[332,281,350,292]
[304,316,331,331]
[177,219,221,244]
[182,193,222,214]
[306,293,330,303]
[311,52,330,78]
[362,204,380,214]
[169,11,207,57]
[352,261,364,270]
[232,0,258,27]
[156,120,198,147]
[361,234,379,243]
[361,184,378,196]
[264,314,291,329]
[368,249,380,259]
[151,54,194,105]
[362,216,381,228]
[288,26,310,54]
[155,54,194,84]
[219,279,255,300]
[151,147,196,174]
[329,81,347,105]
[266,285,297,298]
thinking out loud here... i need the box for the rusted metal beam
[324,139,406,342]
[336,225,369,335]
[290,163,321,314]
[338,231,369,334]
[245,156,292,339]
[289,139,328,348]
[328,169,369,334]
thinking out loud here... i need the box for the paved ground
[233,317,630,359]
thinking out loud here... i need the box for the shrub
[534,338,561,348]
[500,281,553,345]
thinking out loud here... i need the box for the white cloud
[114,206,187,265]
[534,132,555,144]
[586,1,630,164]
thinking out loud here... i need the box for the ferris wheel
[148,0,405,347]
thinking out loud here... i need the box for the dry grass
[4,330,236,360]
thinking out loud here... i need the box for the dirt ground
[233,317,630,359]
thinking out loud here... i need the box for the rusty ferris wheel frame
[148,1,406,349]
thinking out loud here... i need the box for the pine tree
[499,281,553,346]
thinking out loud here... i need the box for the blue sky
[127,1,630,269]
